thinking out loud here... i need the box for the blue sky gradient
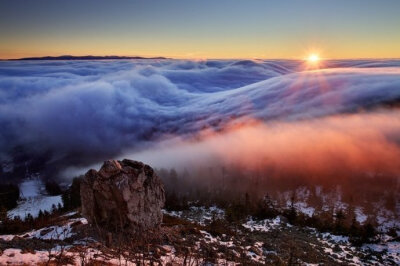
[1,0,400,58]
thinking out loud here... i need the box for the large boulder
[80,159,165,233]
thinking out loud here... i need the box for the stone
[80,159,165,233]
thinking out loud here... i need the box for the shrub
[206,218,233,237]
[225,202,247,223]
[252,195,279,220]
[350,222,377,246]
[284,205,297,224]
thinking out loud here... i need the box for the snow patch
[242,216,283,232]
[7,179,63,220]
[363,241,400,264]
[355,207,368,224]
[8,195,62,220]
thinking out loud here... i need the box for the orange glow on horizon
[1,42,400,60]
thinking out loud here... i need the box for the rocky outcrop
[80,159,165,233]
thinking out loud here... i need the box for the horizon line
[2,54,400,61]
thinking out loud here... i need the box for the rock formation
[80,159,165,233]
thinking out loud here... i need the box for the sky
[0,0,400,59]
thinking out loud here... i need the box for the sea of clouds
[1,59,400,178]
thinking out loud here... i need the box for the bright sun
[308,54,320,63]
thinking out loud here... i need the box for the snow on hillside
[0,215,87,242]
[19,179,42,198]
[1,202,400,265]
[7,178,63,220]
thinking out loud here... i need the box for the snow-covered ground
[163,205,225,225]
[7,178,63,220]
[243,216,286,232]
[243,216,400,265]
[2,180,400,265]
[0,216,87,241]
[1,201,400,265]
[164,204,400,264]
[363,241,400,264]
[0,248,51,265]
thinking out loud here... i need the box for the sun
[307,54,320,63]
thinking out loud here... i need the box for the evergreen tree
[62,177,82,210]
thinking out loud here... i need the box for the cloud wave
[0,59,400,178]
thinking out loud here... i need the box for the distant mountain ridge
[9,55,168,60]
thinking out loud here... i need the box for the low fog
[129,110,400,176]
[1,59,400,182]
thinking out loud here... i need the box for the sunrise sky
[1,0,400,59]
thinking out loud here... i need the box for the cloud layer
[0,59,400,177]
[130,110,400,176]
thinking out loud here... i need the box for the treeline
[0,203,63,234]
[0,183,19,210]
[157,166,400,219]
[166,190,380,245]
[158,166,400,245]
[227,194,378,246]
